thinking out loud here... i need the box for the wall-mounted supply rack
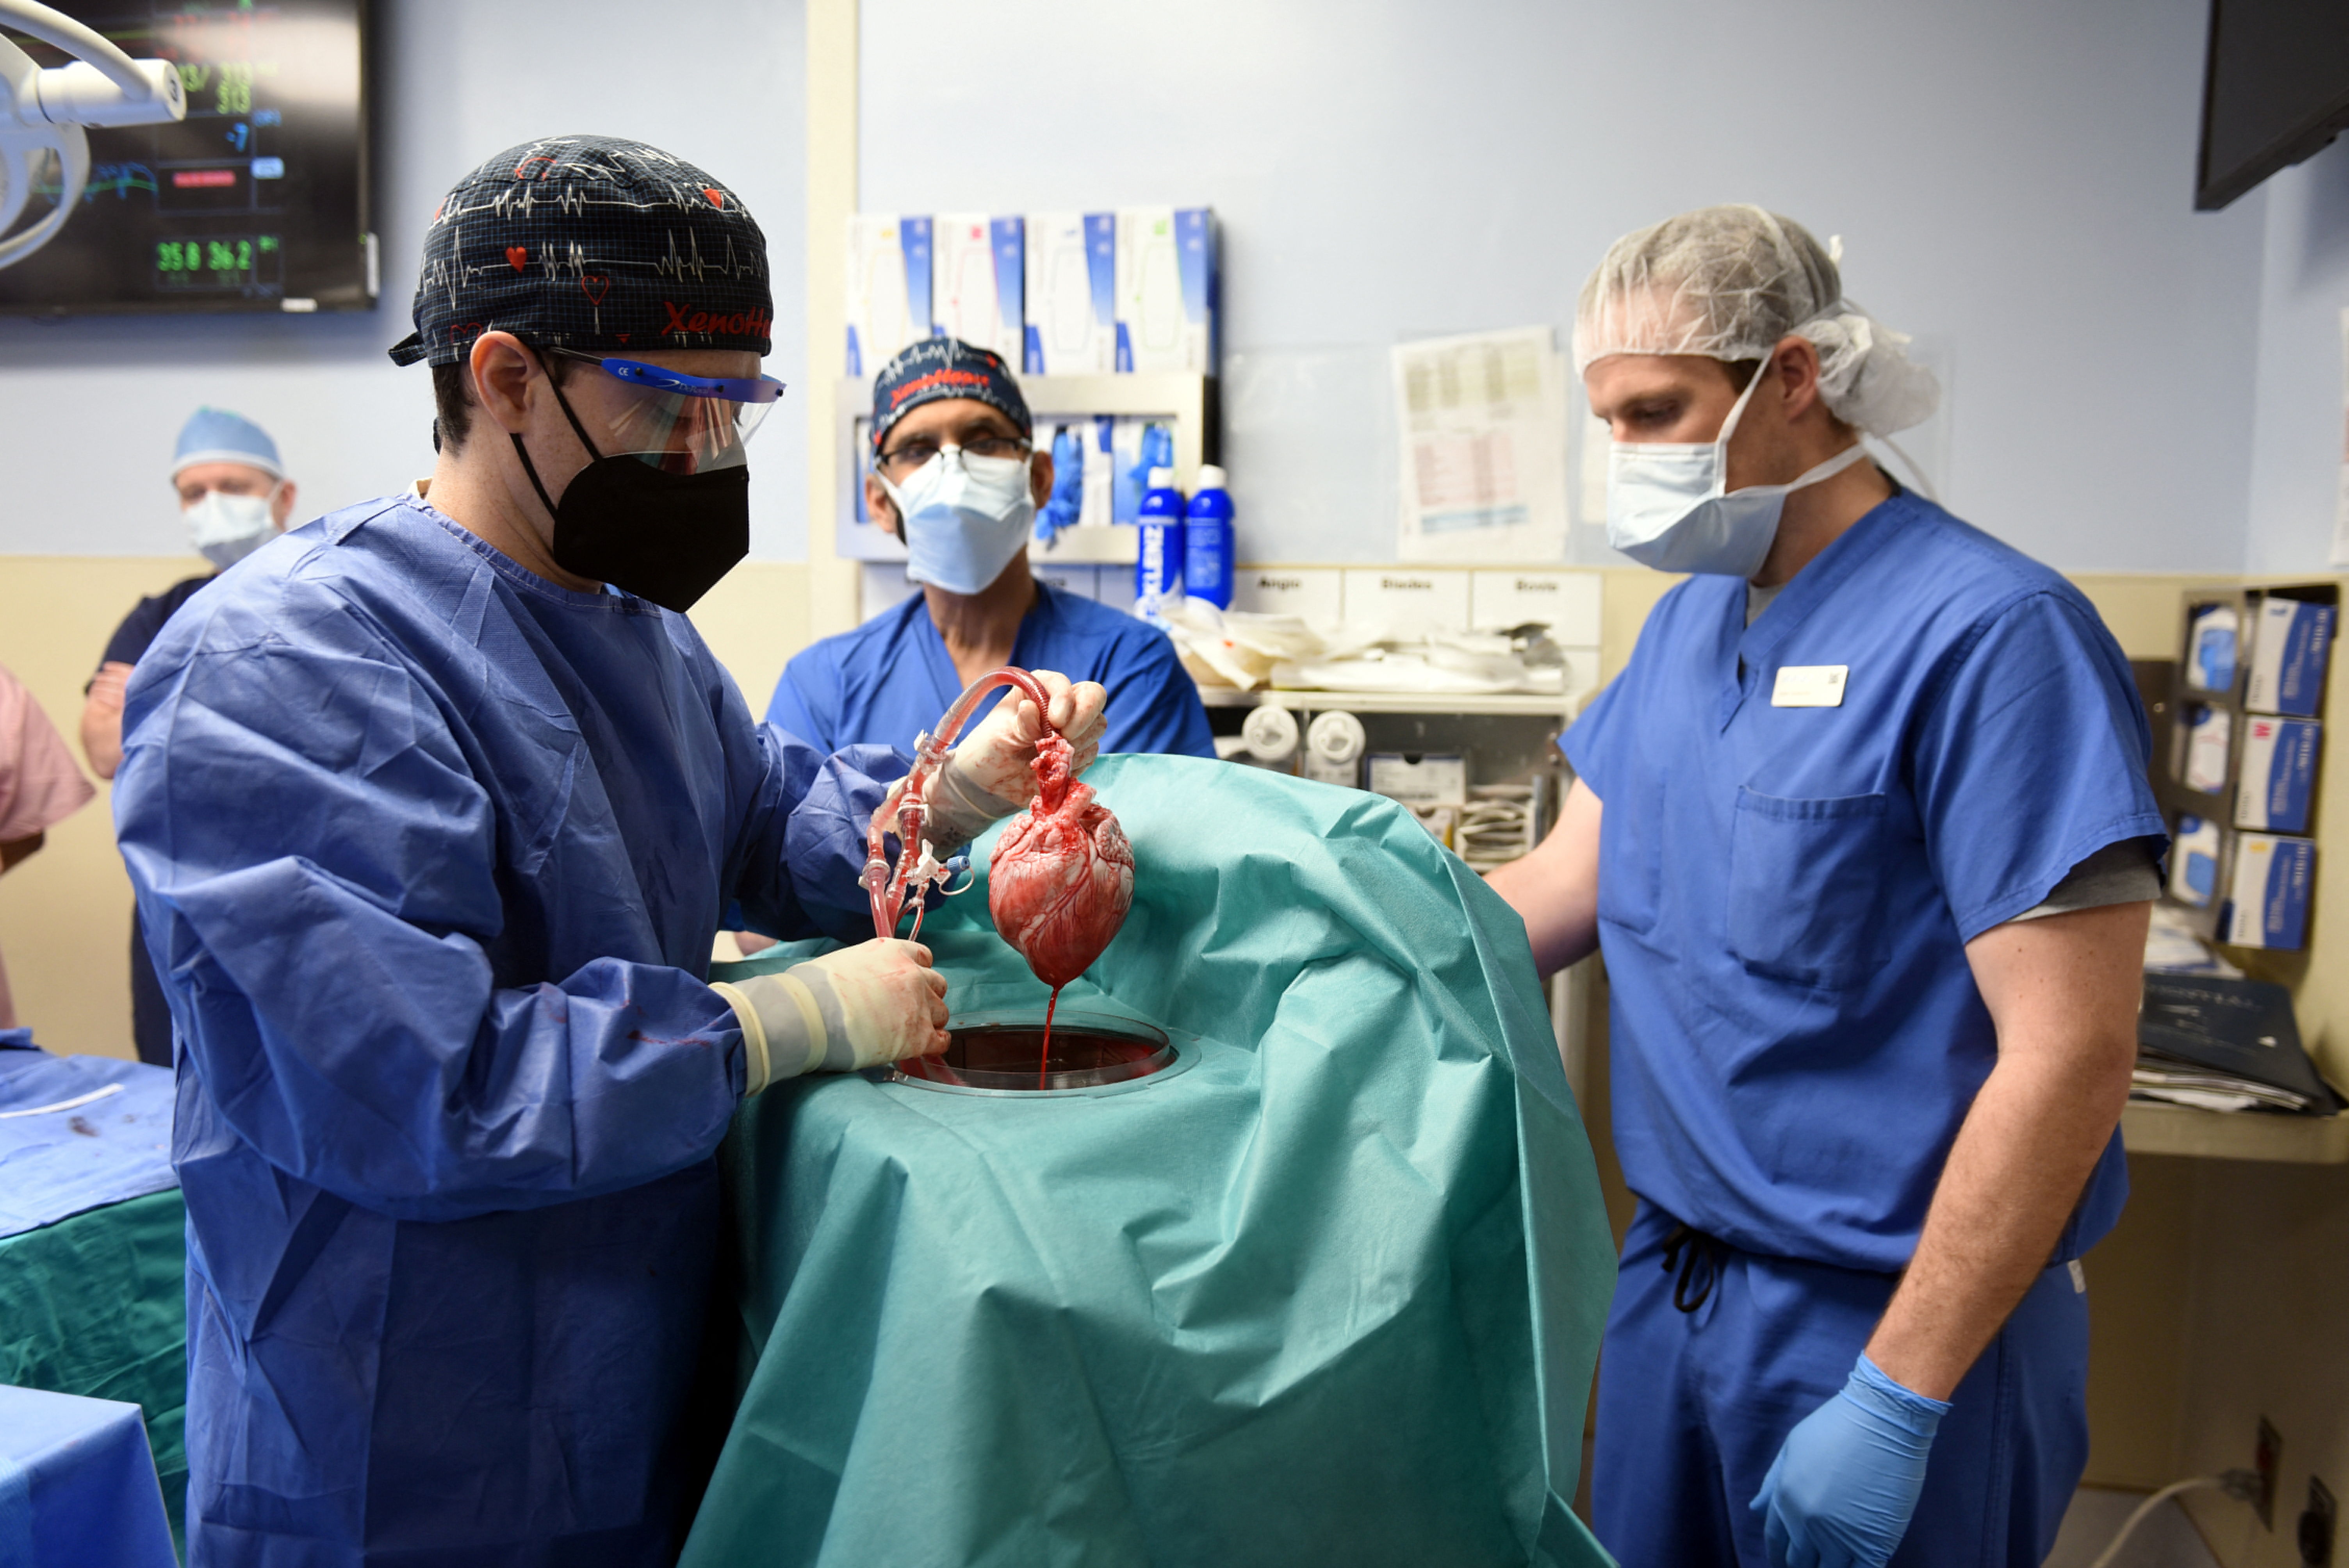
[834,372,1217,566]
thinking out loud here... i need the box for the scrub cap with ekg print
[1572,203,1941,438]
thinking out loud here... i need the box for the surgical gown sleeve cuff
[711,964,860,1086]
[776,743,911,937]
[713,975,818,1090]
[925,760,1024,852]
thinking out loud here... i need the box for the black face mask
[511,374,749,613]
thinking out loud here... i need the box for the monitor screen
[2198,0,2349,210]
[0,0,372,315]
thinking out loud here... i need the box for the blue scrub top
[1564,492,2162,1274]
[768,581,1216,759]
[112,495,900,1566]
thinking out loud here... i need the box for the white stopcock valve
[1303,709,1366,787]
[1240,704,1300,766]
[1307,710,1366,766]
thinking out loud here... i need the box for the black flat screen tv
[0,0,372,315]
[2198,0,2349,211]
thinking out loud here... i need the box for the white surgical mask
[1604,366,1870,578]
[184,488,278,570]
[879,446,1036,596]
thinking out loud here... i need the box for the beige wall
[0,556,205,1058]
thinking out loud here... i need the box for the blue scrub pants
[1592,1205,2089,1568]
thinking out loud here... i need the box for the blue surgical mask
[1605,366,1869,577]
[880,447,1036,595]
[184,488,278,570]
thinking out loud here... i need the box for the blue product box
[2169,814,2222,907]
[2181,703,2231,794]
[2185,603,2238,692]
[1113,207,1217,374]
[2245,597,2335,716]
[2234,717,2321,833]
[933,214,1024,365]
[2222,832,2316,950]
[845,214,933,376]
[1023,212,1116,374]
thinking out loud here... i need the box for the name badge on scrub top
[1771,665,1848,708]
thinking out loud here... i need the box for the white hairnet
[1573,204,1940,437]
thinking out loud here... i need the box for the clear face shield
[545,348,787,474]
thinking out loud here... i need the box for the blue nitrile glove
[1037,426,1084,543]
[1750,1353,1949,1568]
[1128,422,1174,494]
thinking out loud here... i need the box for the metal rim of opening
[888,1008,1192,1098]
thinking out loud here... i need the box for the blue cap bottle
[1183,466,1234,610]
[1135,466,1186,624]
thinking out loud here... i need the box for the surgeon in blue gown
[1490,207,2162,1568]
[112,136,1106,1568]
[767,336,1214,761]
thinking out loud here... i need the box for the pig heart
[989,735,1133,988]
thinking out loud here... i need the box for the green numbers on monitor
[155,234,280,291]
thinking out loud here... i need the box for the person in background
[0,662,96,1030]
[767,337,1212,761]
[80,407,298,1066]
[1488,206,2159,1568]
[112,135,1106,1567]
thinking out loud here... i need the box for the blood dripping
[987,732,1135,1083]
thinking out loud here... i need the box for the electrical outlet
[2301,1477,2336,1567]
[2258,1418,2284,1529]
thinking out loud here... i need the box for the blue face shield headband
[510,351,788,611]
[547,349,787,476]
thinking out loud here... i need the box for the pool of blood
[897,1020,1173,1091]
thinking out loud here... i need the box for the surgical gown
[111,494,900,1568]
[766,579,1216,758]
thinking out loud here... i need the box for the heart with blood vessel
[988,732,1134,987]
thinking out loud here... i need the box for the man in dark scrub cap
[765,336,1212,761]
[112,134,1108,1566]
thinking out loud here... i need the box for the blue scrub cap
[173,407,284,480]
[389,134,772,369]
[870,337,1030,449]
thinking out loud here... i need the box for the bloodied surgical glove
[1750,1354,1949,1568]
[920,670,1109,846]
[709,939,949,1090]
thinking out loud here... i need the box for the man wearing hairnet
[112,135,1105,1566]
[1491,205,2160,1568]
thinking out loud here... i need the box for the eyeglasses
[545,347,787,474]
[873,435,1032,479]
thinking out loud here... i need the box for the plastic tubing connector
[866,666,1055,940]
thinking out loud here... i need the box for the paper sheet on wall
[1393,327,1569,563]
[2334,306,2349,568]
[1578,413,1610,531]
